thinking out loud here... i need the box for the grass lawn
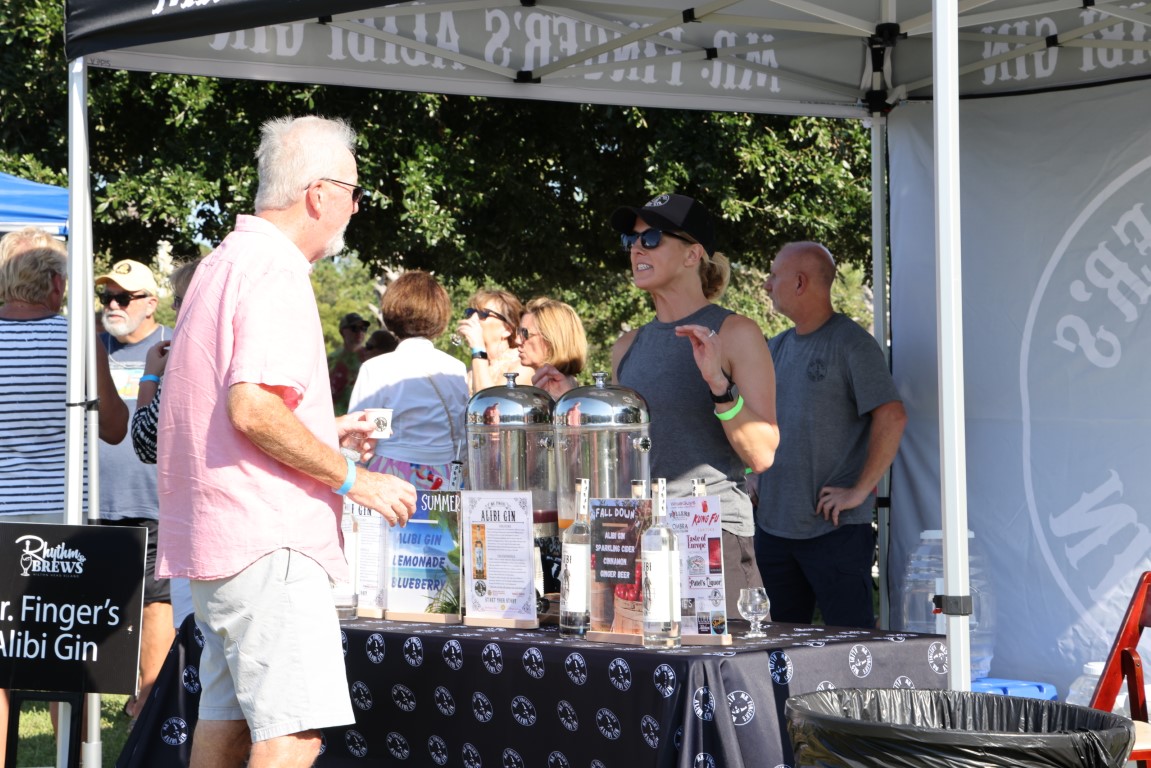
[12,693,133,767]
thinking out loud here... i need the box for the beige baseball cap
[95,259,160,295]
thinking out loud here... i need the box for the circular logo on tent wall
[1021,153,1151,639]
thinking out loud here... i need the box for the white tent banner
[890,78,1151,695]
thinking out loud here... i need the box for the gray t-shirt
[757,313,900,539]
[100,325,170,521]
[618,303,755,537]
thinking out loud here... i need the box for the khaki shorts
[191,548,354,742]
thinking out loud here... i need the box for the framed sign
[385,489,462,622]
[460,490,536,628]
[0,522,145,694]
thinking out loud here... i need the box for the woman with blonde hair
[455,288,534,393]
[610,193,779,621]
[518,297,588,399]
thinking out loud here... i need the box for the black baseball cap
[339,312,370,331]
[610,193,716,256]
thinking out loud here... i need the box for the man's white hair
[253,116,357,212]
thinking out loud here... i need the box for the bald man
[755,241,906,628]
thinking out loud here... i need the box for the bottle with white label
[642,478,681,648]
[559,478,592,638]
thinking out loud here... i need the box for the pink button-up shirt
[157,215,347,582]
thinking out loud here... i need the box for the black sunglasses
[99,291,150,307]
[317,177,368,205]
[464,307,510,324]
[620,228,695,252]
[517,327,535,342]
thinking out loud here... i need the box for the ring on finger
[707,329,717,338]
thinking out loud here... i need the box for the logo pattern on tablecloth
[482,642,504,673]
[548,750,572,768]
[472,691,495,722]
[503,747,525,768]
[893,675,915,688]
[674,726,684,749]
[366,633,386,664]
[387,731,411,759]
[654,663,677,698]
[848,644,873,678]
[523,647,546,678]
[564,652,588,685]
[403,636,425,666]
[641,714,661,747]
[443,639,465,670]
[463,742,482,768]
[428,734,450,765]
[596,707,622,739]
[341,630,349,657]
[692,687,715,721]
[511,695,537,726]
[193,625,205,648]
[434,684,457,715]
[694,753,717,768]
[769,650,794,685]
[345,730,369,758]
[608,657,632,691]
[557,699,579,731]
[392,683,417,711]
[929,641,949,674]
[351,680,374,710]
[182,664,201,694]
[816,680,836,691]
[160,717,189,746]
[727,690,755,725]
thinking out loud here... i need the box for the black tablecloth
[118,616,949,768]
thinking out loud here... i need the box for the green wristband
[714,395,744,422]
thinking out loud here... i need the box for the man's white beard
[324,224,348,259]
[103,310,143,339]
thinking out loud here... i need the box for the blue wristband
[140,374,161,384]
[333,456,356,496]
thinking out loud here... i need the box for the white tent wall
[890,78,1151,696]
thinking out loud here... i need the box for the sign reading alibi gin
[0,522,145,693]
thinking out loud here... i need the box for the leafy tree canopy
[2,0,875,376]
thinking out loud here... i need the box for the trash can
[786,688,1134,768]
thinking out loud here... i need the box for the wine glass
[737,587,770,639]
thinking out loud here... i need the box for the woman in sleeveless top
[609,194,779,621]
[455,288,534,394]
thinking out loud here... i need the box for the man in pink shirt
[157,115,416,768]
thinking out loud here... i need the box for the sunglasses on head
[464,307,510,324]
[99,291,150,307]
[620,228,695,252]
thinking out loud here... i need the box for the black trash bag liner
[786,688,1134,768]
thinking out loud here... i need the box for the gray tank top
[617,303,754,536]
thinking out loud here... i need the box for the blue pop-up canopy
[0,171,69,236]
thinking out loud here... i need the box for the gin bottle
[642,478,681,648]
[559,478,591,638]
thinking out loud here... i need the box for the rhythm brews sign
[0,523,144,694]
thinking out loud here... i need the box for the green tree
[1,0,876,356]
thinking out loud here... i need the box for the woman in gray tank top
[609,193,780,621]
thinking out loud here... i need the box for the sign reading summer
[385,489,462,621]
[0,522,145,694]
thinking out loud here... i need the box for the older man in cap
[329,311,370,414]
[95,257,175,719]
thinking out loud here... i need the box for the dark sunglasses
[99,291,150,307]
[464,307,510,324]
[517,327,535,342]
[317,177,368,205]
[620,228,695,252]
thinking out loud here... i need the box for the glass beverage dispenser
[554,372,651,529]
[466,373,558,591]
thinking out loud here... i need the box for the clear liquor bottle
[559,478,591,638]
[642,478,681,648]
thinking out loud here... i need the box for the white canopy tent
[62,0,1151,715]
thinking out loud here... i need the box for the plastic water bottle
[1066,661,1105,707]
[900,530,996,680]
